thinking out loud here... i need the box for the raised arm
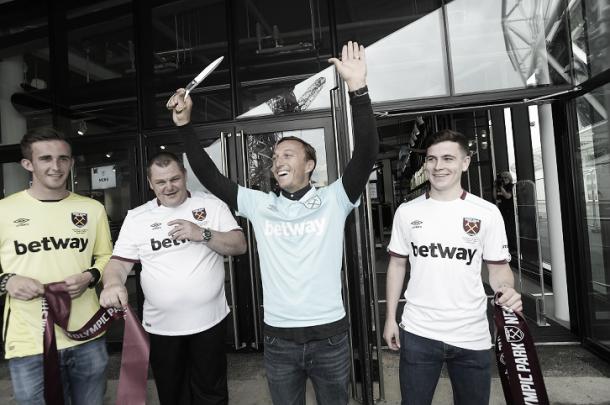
[167,90,239,210]
[329,41,379,203]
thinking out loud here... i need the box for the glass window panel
[151,1,231,124]
[570,0,610,81]
[71,148,132,241]
[65,1,137,135]
[235,0,332,116]
[447,0,570,94]
[0,6,51,145]
[365,10,449,103]
[335,0,448,103]
[1,162,30,198]
[575,82,610,350]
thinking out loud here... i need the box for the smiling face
[272,139,315,193]
[21,140,73,198]
[148,161,188,207]
[424,141,471,200]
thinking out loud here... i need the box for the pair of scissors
[182,55,224,99]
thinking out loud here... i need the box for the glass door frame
[557,69,610,362]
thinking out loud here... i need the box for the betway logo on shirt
[263,218,326,237]
[14,237,89,255]
[411,242,477,265]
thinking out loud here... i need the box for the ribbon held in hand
[494,293,549,405]
[43,282,150,405]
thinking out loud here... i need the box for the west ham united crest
[504,325,524,343]
[303,196,321,209]
[462,217,481,236]
[192,207,207,221]
[71,212,88,228]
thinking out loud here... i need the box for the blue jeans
[264,332,350,405]
[399,329,491,405]
[8,337,108,405]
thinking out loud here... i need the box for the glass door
[69,137,139,347]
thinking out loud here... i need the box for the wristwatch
[348,85,369,98]
[201,227,212,243]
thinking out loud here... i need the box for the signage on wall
[91,165,116,190]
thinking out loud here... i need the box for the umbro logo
[150,222,162,230]
[14,218,30,227]
[411,220,423,229]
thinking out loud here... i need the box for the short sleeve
[387,207,410,257]
[482,208,511,263]
[237,186,265,219]
[331,179,360,212]
[213,201,241,232]
[111,211,140,261]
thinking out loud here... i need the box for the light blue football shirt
[237,180,359,327]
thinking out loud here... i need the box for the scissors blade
[184,56,224,97]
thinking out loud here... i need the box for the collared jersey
[387,192,510,350]
[0,191,112,358]
[112,191,239,335]
[237,180,358,327]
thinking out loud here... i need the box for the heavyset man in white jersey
[99,152,246,405]
[383,129,523,405]
[166,41,379,405]
[0,128,112,405]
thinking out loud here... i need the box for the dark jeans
[149,317,228,405]
[399,329,491,405]
[264,331,350,405]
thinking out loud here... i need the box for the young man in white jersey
[166,41,378,405]
[0,128,113,404]
[99,152,246,405]
[383,129,522,405]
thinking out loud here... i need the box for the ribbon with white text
[42,282,150,405]
[494,294,549,405]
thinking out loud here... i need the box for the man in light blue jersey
[167,41,379,405]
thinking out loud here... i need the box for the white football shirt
[388,191,510,350]
[112,191,240,335]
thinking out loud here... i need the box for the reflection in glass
[0,7,51,144]
[235,0,331,116]
[570,0,610,78]
[66,1,137,135]
[447,0,570,93]
[1,162,30,198]
[152,1,231,124]
[71,149,131,242]
[245,128,328,193]
[576,83,610,349]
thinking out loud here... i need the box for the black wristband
[0,273,17,295]
[83,268,101,289]
[348,85,369,99]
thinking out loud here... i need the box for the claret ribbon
[42,282,149,405]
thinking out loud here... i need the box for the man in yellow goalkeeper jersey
[0,127,113,405]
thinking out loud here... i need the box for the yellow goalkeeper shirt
[0,191,112,359]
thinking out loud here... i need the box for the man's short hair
[20,127,71,160]
[147,152,186,177]
[275,136,317,178]
[424,129,470,157]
